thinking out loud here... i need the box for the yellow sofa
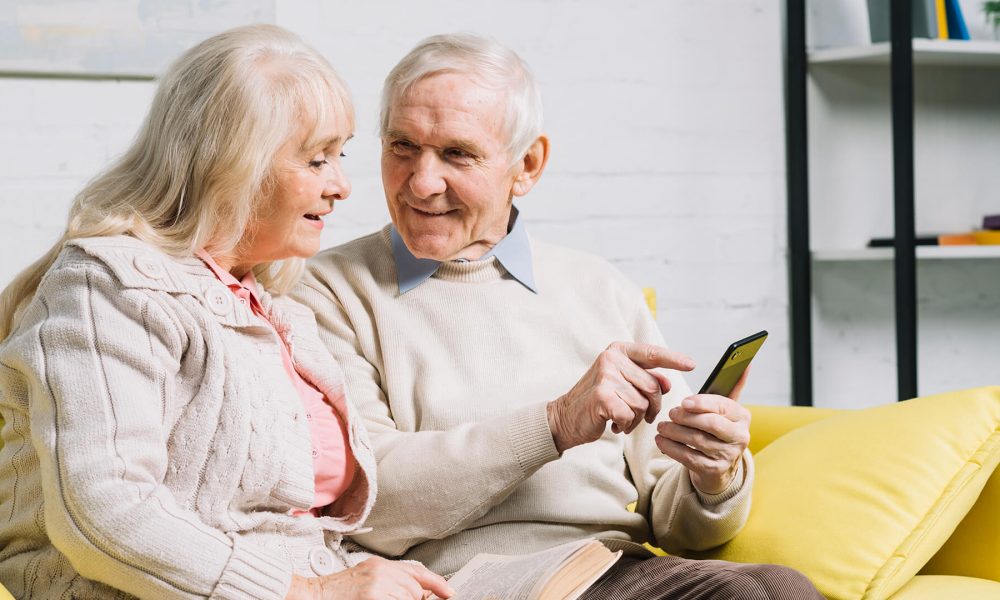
[691,393,1000,600]
[2,390,999,599]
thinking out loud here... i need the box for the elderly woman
[0,25,451,600]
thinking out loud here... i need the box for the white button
[205,288,231,316]
[133,256,164,279]
[239,298,247,306]
[308,547,336,576]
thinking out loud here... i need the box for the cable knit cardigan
[0,235,377,600]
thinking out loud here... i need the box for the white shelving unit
[807,39,1000,257]
[802,34,1000,408]
[813,245,1000,261]
[810,39,1000,67]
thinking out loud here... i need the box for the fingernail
[682,397,696,408]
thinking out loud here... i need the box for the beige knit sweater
[0,236,378,600]
[293,226,753,576]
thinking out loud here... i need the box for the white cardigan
[0,236,377,600]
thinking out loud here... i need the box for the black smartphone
[698,330,768,397]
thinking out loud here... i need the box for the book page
[431,539,619,600]
[431,539,587,600]
[537,543,620,599]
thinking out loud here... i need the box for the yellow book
[935,0,949,39]
[972,230,1000,245]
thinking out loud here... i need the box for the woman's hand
[284,557,454,600]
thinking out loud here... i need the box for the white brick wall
[0,77,157,287]
[0,0,794,405]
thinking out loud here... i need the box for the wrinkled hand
[284,557,453,600]
[655,369,751,495]
[547,342,695,453]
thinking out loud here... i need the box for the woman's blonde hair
[0,24,353,340]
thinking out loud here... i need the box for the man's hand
[546,342,695,453]
[655,370,751,495]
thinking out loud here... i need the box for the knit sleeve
[4,261,292,600]
[619,282,755,553]
[292,268,560,558]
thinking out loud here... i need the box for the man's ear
[511,135,550,197]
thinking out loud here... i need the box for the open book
[431,538,621,600]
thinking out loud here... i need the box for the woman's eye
[309,159,329,168]
[340,152,347,158]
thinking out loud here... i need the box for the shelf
[813,246,1000,261]
[809,39,1000,67]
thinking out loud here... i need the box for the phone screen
[698,330,768,397]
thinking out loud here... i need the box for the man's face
[381,72,523,261]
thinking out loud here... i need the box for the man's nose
[408,151,447,199]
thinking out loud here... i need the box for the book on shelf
[945,0,971,39]
[430,538,621,600]
[973,230,1000,245]
[935,0,950,38]
[868,230,1000,247]
[868,235,940,247]
[867,0,940,41]
[984,214,1000,230]
[938,232,978,245]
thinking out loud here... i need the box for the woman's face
[234,111,353,273]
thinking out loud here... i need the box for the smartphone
[698,330,768,397]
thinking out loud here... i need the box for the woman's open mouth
[303,213,324,229]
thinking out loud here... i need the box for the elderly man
[293,34,822,599]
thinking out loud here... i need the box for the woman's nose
[323,162,351,203]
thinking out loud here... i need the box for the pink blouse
[196,251,355,515]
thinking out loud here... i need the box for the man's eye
[445,148,473,161]
[391,140,416,153]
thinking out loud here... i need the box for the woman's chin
[289,242,323,261]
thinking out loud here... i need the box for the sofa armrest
[921,464,1000,583]
[746,405,843,454]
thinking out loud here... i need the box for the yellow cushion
[684,386,1000,600]
[642,287,656,320]
[889,575,1000,599]
[747,404,842,454]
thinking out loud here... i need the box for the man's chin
[402,234,456,262]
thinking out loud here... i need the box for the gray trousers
[579,556,824,600]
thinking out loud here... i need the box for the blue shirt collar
[391,206,537,295]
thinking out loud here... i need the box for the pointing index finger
[619,342,695,372]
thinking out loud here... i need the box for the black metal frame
[890,0,919,401]
[785,0,918,405]
[784,0,812,407]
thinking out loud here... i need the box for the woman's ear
[512,135,550,197]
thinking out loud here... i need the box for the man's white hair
[379,33,544,161]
